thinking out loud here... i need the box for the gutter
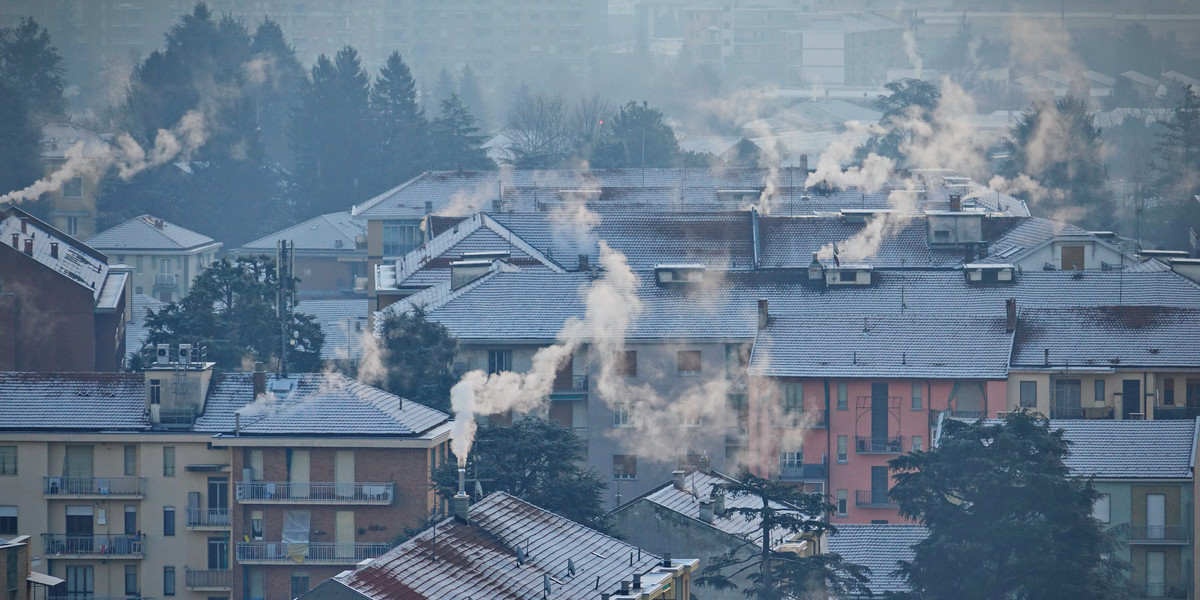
[750,208,761,269]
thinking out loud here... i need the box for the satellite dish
[474,480,484,499]
[567,558,576,576]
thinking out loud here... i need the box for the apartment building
[0,206,129,372]
[0,351,450,600]
[39,123,111,241]
[87,215,221,304]
[235,212,367,299]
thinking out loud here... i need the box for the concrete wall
[112,248,219,303]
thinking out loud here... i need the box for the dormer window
[655,264,706,285]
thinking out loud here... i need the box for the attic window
[933,230,950,240]
[839,270,856,282]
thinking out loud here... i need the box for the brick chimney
[253,362,266,397]
[1005,298,1017,332]
[949,194,962,211]
[672,470,686,491]
[757,299,769,329]
[698,498,714,524]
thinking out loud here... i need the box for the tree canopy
[427,93,494,171]
[139,256,323,373]
[696,473,871,600]
[887,410,1127,600]
[433,416,609,531]
[0,18,63,207]
[377,308,458,414]
[1144,85,1200,250]
[856,78,941,165]
[371,51,426,186]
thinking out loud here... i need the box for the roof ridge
[352,171,429,216]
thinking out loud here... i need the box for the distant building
[87,215,221,303]
[302,492,698,600]
[0,206,129,372]
[236,212,367,299]
[39,123,110,240]
[0,535,64,600]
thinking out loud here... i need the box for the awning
[186,464,231,472]
[29,571,65,586]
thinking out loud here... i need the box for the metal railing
[235,541,391,564]
[154,273,177,287]
[777,409,828,428]
[184,567,232,589]
[950,409,986,419]
[553,374,589,392]
[778,463,827,481]
[855,490,897,507]
[186,507,231,528]
[44,477,145,497]
[156,407,197,426]
[1145,582,1166,598]
[1126,524,1189,543]
[42,534,145,558]
[1050,406,1084,419]
[1153,406,1200,420]
[235,481,394,504]
[855,436,903,454]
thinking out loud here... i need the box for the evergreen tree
[1144,85,1200,250]
[588,100,685,168]
[0,79,41,199]
[427,93,494,170]
[888,411,1128,600]
[249,17,305,168]
[291,46,376,215]
[432,67,457,107]
[856,78,941,165]
[696,473,871,600]
[370,51,427,187]
[457,64,488,133]
[0,17,65,119]
[377,308,457,414]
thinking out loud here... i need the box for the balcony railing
[778,463,827,481]
[186,507,231,528]
[855,490,897,508]
[1153,406,1200,420]
[1145,582,1166,598]
[1125,524,1190,544]
[44,477,145,497]
[777,409,828,428]
[236,541,391,564]
[552,374,589,393]
[1050,406,1084,419]
[43,534,145,559]
[154,273,177,288]
[235,481,394,504]
[726,427,749,446]
[950,410,986,420]
[184,568,232,590]
[155,407,197,427]
[855,436,902,454]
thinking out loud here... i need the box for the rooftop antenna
[276,239,296,377]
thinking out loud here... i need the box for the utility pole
[276,239,295,376]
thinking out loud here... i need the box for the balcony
[551,374,589,396]
[186,507,231,529]
[1152,406,1200,420]
[153,273,177,288]
[726,427,749,446]
[855,490,897,508]
[855,436,903,454]
[235,541,391,564]
[1124,524,1190,545]
[235,481,394,504]
[184,568,232,591]
[44,477,145,498]
[776,409,827,428]
[950,410,986,420]
[43,534,145,559]
[778,463,827,481]
[154,407,197,428]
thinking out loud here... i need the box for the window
[0,446,14,476]
[912,436,923,452]
[291,572,311,598]
[1189,379,1200,408]
[1163,378,1175,405]
[124,445,137,476]
[62,177,83,198]
[1095,379,1106,404]
[163,446,175,476]
[613,455,637,479]
[1019,381,1037,408]
[836,490,847,516]
[613,403,632,427]
[837,383,848,410]
[677,350,702,375]
[487,349,512,374]
[66,216,78,236]
[163,566,176,596]
[251,510,264,540]
[136,256,143,271]
[0,506,15,535]
[163,506,175,536]
[837,436,848,462]
[615,351,637,377]
[725,343,749,376]
[124,565,138,597]
[911,382,922,410]
[124,505,137,535]
[780,382,802,414]
[382,222,422,256]
[1092,493,1110,523]
[780,451,802,469]
[150,380,161,405]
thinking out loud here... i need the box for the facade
[87,215,221,304]
[0,206,129,372]
[236,212,367,299]
[39,123,111,240]
[0,352,450,600]
[302,491,698,600]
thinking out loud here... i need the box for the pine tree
[371,51,427,187]
[0,17,65,119]
[587,101,684,168]
[457,64,489,133]
[0,79,42,199]
[428,93,494,170]
[249,17,305,169]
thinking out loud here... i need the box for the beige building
[39,123,111,241]
[0,350,450,600]
[87,215,222,303]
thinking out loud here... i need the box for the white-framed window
[913,436,923,452]
[677,350,702,375]
[781,382,802,414]
[613,455,637,479]
[911,382,923,410]
[382,222,422,256]
[62,177,83,198]
[0,446,15,475]
[836,489,848,516]
[487,349,512,374]
[779,451,803,469]
[0,506,16,535]
[1020,381,1037,408]
[837,382,848,410]
[613,403,632,427]
[837,436,848,462]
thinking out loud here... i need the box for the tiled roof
[238,211,365,254]
[40,123,109,160]
[87,214,218,251]
[750,312,1013,379]
[0,372,148,431]
[195,373,448,436]
[630,470,805,548]
[827,524,926,595]
[331,492,668,600]
[295,298,369,360]
[1,206,110,300]
[758,216,963,269]
[1012,307,1200,368]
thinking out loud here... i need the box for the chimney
[807,252,824,281]
[662,553,672,568]
[712,490,725,515]
[453,467,470,522]
[949,194,962,211]
[50,242,58,259]
[19,219,27,233]
[424,200,433,214]
[1044,348,1050,366]
[799,154,809,173]
[619,581,630,595]
[253,362,266,398]
[1005,298,1017,332]
[577,254,589,271]
[672,470,686,491]
[11,234,18,248]
[23,238,33,255]
[757,298,769,329]
[698,498,714,524]
[632,574,642,589]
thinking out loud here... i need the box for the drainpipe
[824,379,832,495]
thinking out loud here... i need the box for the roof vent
[10,234,18,249]
[424,200,433,214]
[699,499,714,524]
[577,254,589,271]
[334,239,343,249]
[50,242,58,259]
[23,238,32,256]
